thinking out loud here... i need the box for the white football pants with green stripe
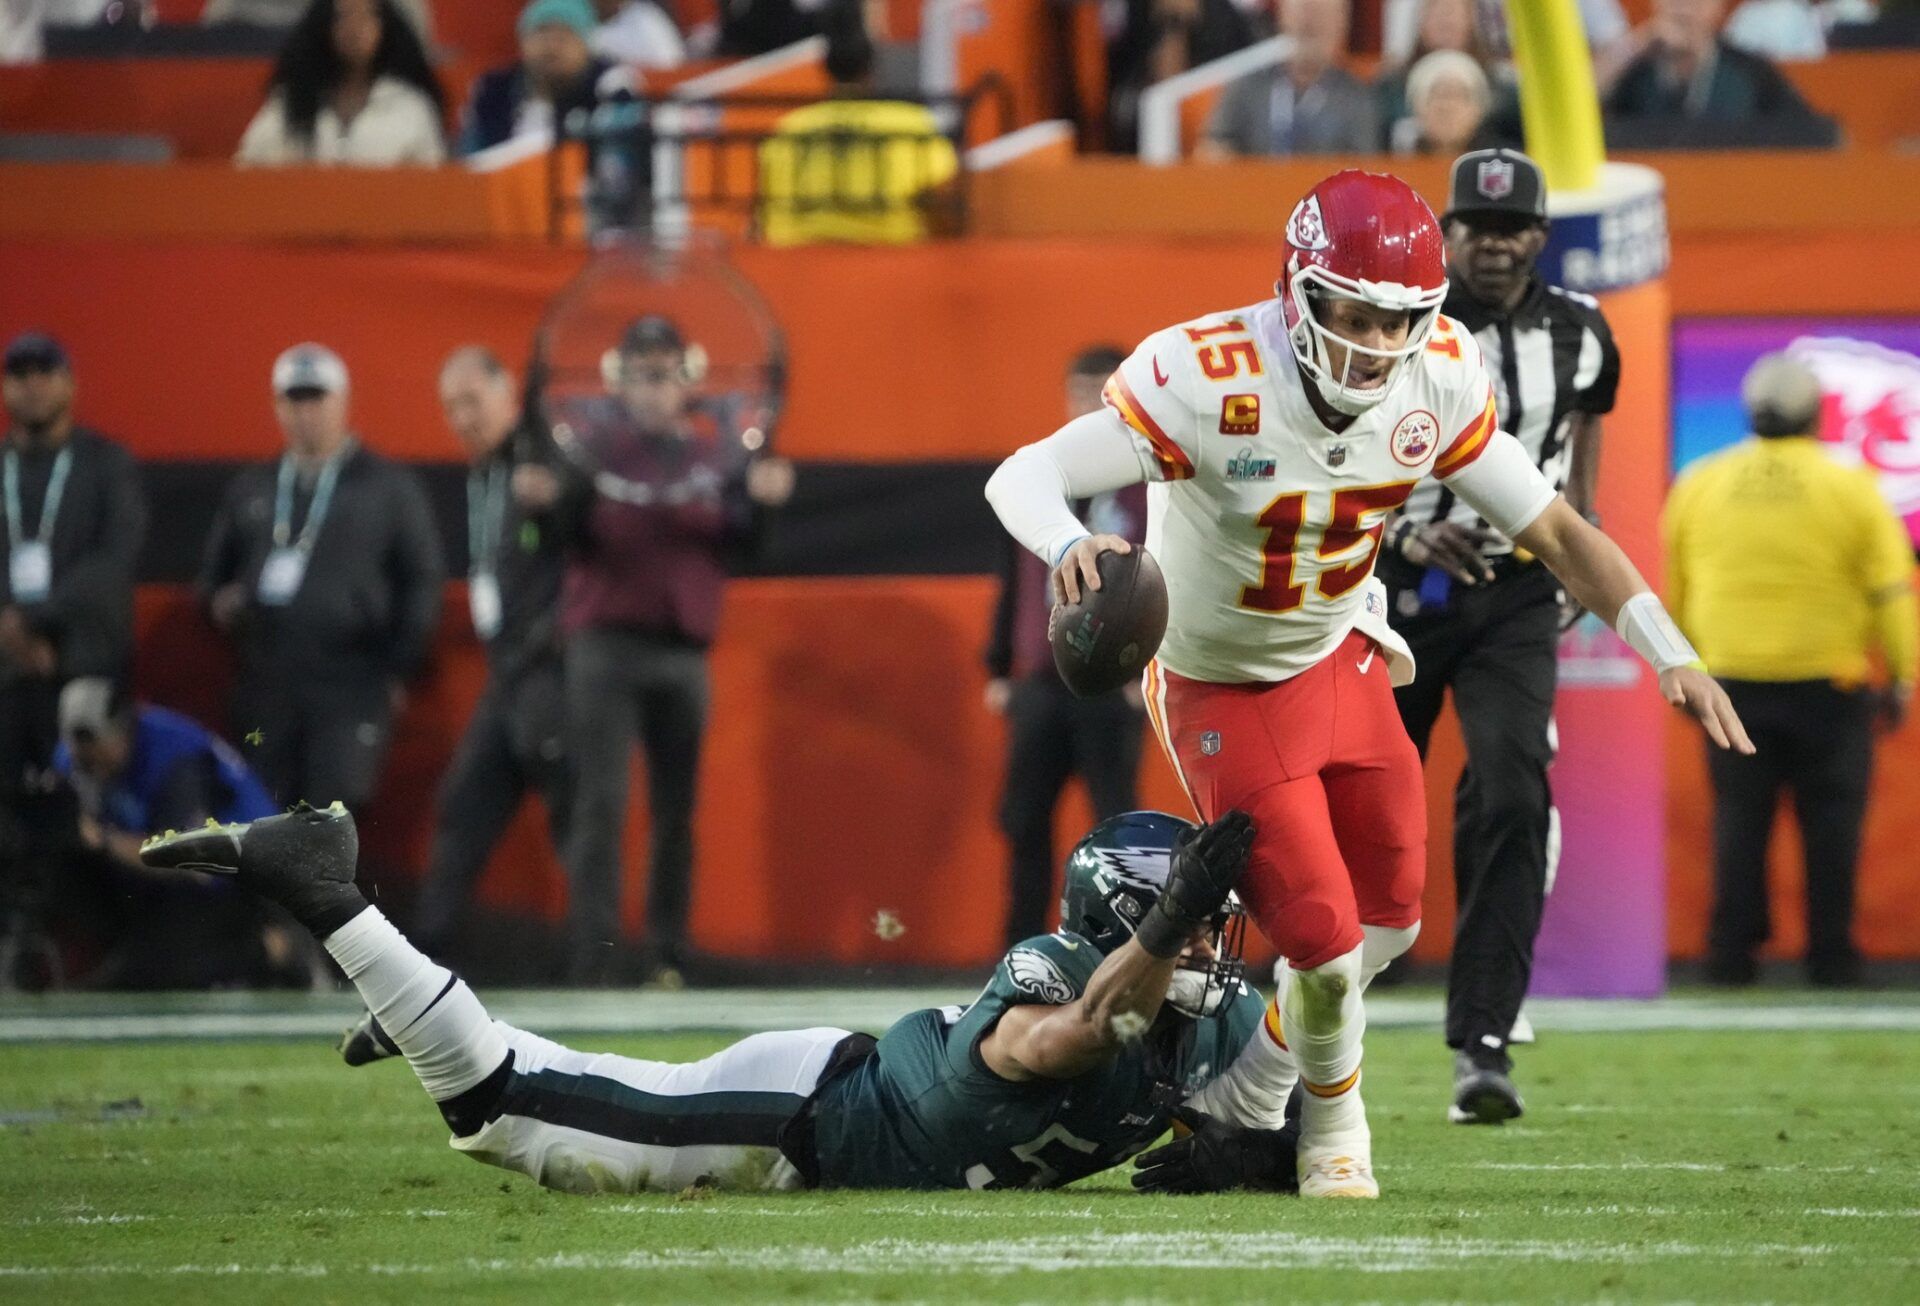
[452,1023,852,1194]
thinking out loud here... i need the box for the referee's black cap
[1443,148,1548,225]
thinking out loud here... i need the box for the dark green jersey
[810,932,1264,1189]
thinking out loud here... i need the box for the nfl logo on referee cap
[1477,157,1515,200]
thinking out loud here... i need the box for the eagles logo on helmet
[1059,812,1247,1020]
[1277,170,1450,417]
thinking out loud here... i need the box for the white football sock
[1183,992,1299,1128]
[1283,945,1367,1140]
[323,908,507,1102]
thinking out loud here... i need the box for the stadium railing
[547,80,1016,243]
[1136,35,1293,166]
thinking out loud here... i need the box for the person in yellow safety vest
[1663,351,1918,989]
[757,9,959,248]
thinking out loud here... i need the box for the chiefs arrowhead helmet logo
[1287,195,1330,252]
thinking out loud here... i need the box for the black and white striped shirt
[1401,276,1621,554]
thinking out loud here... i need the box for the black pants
[563,627,708,980]
[414,659,573,959]
[1707,680,1871,977]
[1387,563,1560,1054]
[233,671,395,813]
[998,675,1145,946]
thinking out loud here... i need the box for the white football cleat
[1297,1146,1379,1199]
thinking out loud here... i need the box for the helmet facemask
[1163,894,1248,1020]
[1282,263,1445,417]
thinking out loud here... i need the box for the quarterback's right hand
[1399,521,1497,585]
[1136,810,1255,958]
[1053,534,1133,606]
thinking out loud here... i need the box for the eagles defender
[142,804,1294,1195]
[987,169,1752,1196]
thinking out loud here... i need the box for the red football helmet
[1279,170,1449,415]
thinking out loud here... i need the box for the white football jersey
[1103,299,1508,685]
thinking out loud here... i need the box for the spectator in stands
[985,346,1147,948]
[50,678,280,989]
[411,347,573,964]
[0,332,146,880]
[1199,0,1376,159]
[1664,353,1916,989]
[1106,0,1259,154]
[1604,0,1834,141]
[0,0,112,65]
[1374,0,1495,145]
[1391,49,1494,156]
[590,0,685,68]
[757,9,958,246]
[205,0,432,43]
[198,343,443,816]
[461,0,636,155]
[236,0,448,167]
[512,315,793,985]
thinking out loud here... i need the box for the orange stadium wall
[5,236,1919,968]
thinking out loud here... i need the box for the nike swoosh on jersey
[1357,649,1377,674]
[1152,357,1170,387]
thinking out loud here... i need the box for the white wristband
[1615,592,1702,673]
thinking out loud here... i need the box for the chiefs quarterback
[985,169,1752,1199]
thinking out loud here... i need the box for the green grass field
[6,1008,1920,1304]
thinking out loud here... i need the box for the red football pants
[1144,630,1426,971]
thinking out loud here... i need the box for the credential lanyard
[272,442,352,551]
[3,445,73,548]
[467,461,508,574]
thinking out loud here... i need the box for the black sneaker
[1449,1044,1524,1125]
[140,802,366,938]
[338,1010,400,1067]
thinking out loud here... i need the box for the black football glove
[1131,1106,1299,1195]
[1134,810,1255,958]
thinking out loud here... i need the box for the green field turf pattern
[4,1028,1919,1304]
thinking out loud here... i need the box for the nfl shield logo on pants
[1477,158,1515,200]
[1200,731,1221,756]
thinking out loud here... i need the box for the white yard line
[5,990,1918,1043]
[0,1230,1868,1279]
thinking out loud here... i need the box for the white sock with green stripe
[323,908,506,1102]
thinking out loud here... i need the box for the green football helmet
[1059,811,1248,1019]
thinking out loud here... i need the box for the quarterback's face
[1312,297,1412,393]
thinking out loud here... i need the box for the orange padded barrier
[7,237,1920,964]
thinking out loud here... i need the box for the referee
[1665,354,1916,988]
[1381,149,1621,1124]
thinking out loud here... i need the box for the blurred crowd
[6,1,1914,173]
[0,323,794,991]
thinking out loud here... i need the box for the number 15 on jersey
[1240,482,1417,614]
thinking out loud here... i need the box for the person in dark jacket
[51,677,279,988]
[411,347,573,960]
[0,332,147,924]
[460,0,636,154]
[514,315,793,985]
[983,346,1147,947]
[1604,0,1836,145]
[199,343,444,814]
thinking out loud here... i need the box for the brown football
[1048,547,1169,698]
